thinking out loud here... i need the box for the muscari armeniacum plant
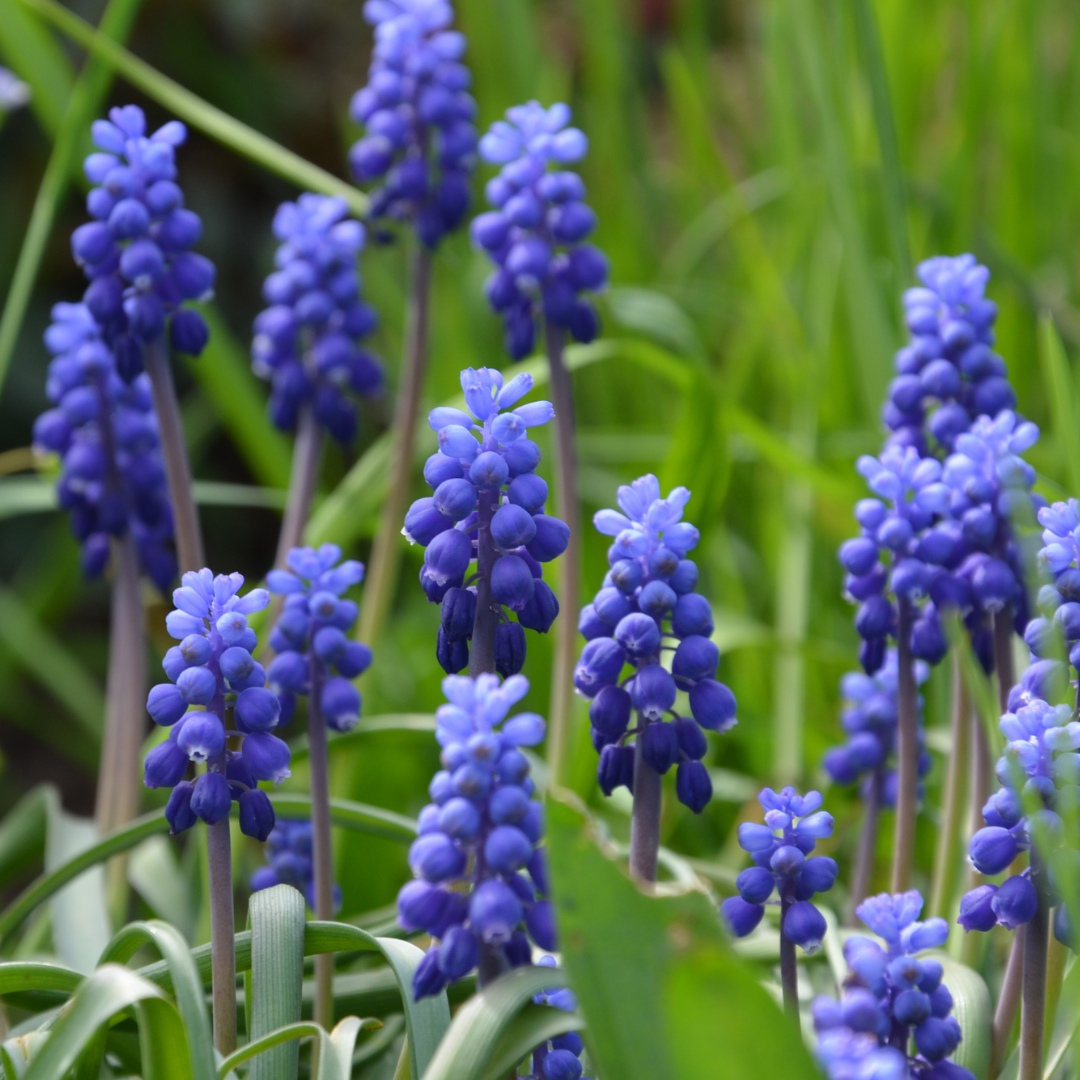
[144,569,288,1052]
[251,196,383,564]
[348,0,477,651]
[265,544,371,1026]
[574,474,736,883]
[720,786,836,1018]
[404,366,567,677]
[73,104,215,573]
[813,890,975,1080]
[396,673,553,995]
[473,99,609,785]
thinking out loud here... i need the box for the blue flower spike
[397,674,553,998]
[250,819,342,914]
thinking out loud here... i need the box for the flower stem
[929,657,970,920]
[306,655,334,1030]
[206,765,236,1055]
[1019,860,1050,1080]
[993,609,1015,714]
[779,888,799,1023]
[543,320,580,790]
[850,768,881,919]
[358,245,433,648]
[477,941,509,989]
[275,404,323,569]
[990,928,1025,1079]
[891,600,918,894]
[145,335,204,573]
[470,490,499,678]
[629,722,661,884]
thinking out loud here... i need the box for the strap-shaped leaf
[98,920,215,1080]
[0,962,82,997]
[218,1018,380,1080]
[930,954,991,1079]
[135,997,195,1080]
[420,966,571,1080]
[268,795,417,842]
[476,1003,583,1080]
[1,1032,50,1079]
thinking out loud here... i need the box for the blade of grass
[0,0,73,135]
[1037,311,1080,497]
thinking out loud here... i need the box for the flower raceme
[574,474,735,813]
[73,105,215,379]
[32,303,175,589]
[814,891,974,1080]
[348,0,476,247]
[473,100,608,360]
[396,674,553,999]
[265,544,372,732]
[404,367,568,676]
[143,569,290,840]
[251,195,383,444]
[250,819,342,914]
[720,787,836,951]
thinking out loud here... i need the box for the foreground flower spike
[813,891,974,1080]
[474,101,607,360]
[823,651,931,908]
[251,819,342,914]
[266,544,369,1028]
[398,674,552,996]
[721,786,835,1017]
[404,367,567,676]
[523,958,592,1080]
[144,569,286,1053]
[349,0,475,248]
[575,475,735,879]
[75,104,214,571]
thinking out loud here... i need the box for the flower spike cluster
[404,367,568,676]
[265,544,372,732]
[720,787,836,951]
[823,650,932,805]
[73,105,214,379]
[349,0,476,247]
[574,474,735,813]
[251,195,383,443]
[1028,498,1080,682]
[958,695,1079,942]
[250,818,342,913]
[33,303,175,588]
[473,101,608,359]
[397,674,553,999]
[143,569,290,840]
[814,891,974,1080]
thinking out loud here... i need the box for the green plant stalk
[779,886,799,1022]
[891,600,917,894]
[993,610,1015,714]
[206,804,236,1055]
[929,658,970,920]
[629,723,661,884]
[275,405,323,570]
[307,656,335,1031]
[543,320,580,789]
[850,768,882,919]
[10,0,368,218]
[357,246,432,648]
[0,0,145,395]
[145,337,204,572]
[469,489,500,679]
[1019,861,1049,1080]
[990,927,1025,1078]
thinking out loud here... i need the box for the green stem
[990,928,1025,1079]
[993,609,1015,715]
[929,657,969,920]
[891,600,918,894]
[1019,861,1050,1080]
[206,799,236,1054]
[629,722,662,884]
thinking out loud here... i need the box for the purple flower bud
[490,555,535,612]
[840,538,880,577]
[672,635,719,687]
[856,596,895,639]
[770,845,805,878]
[412,949,448,1000]
[410,833,467,883]
[783,900,827,954]
[147,683,187,726]
[438,797,481,840]
[525,899,557,952]
[525,514,570,562]
[597,743,635,796]
[958,884,998,932]
[721,895,765,937]
[469,880,523,942]
[405,497,453,546]
[484,825,532,873]
[737,866,775,904]
[165,781,197,833]
[969,826,1018,876]
[689,679,737,732]
[321,676,361,732]
[574,637,626,697]
[914,1016,961,1062]
[398,880,451,933]
[492,504,537,549]
[239,789,275,841]
[176,665,216,705]
[507,473,547,514]
[433,477,478,521]
[191,771,231,824]
[437,925,479,980]
[517,579,559,633]
[242,732,292,784]
[801,856,839,895]
[495,621,527,677]
[235,687,281,733]
[673,716,707,761]
[425,527,473,585]
[632,664,678,723]
[613,612,661,658]
[144,738,190,789]
[991,874,1038,929]
[177,711,225,764]
[589,685,631,737]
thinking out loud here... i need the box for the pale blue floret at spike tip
[577,473,734,814]
[402,366,568,677]
[251,195,383,444]
[143,568,289,841]
[473,100,608,360]
[813,890,975,1080]
[397,673,554,999]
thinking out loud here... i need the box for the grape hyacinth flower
[33,302,175,588]
[521,957,590,1080]
[1032,497,1080,685]
[403,367,567,677]
[473,101,607,360]
[0,66,30,112]
[251,194,383,445]
[720,786,835,1016]
[575,474,736,879]
[813,891,974,1080]
[348,0,475,248]
[250,819,342,914]
[397,674,553,997]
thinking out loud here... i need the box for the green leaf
[218,1023,323,1077]
[0,961,82,996]
[248,885,306,1080]
[419,966,575,1080]
[1040,953,1080,1080]
[476,1003,583,1080]
[1,1032,50,1079]
[267,794,417,843]
[0,0,73,135]
[217,1018,380,1080]
[21,964,178,1080]
[135,996,195,1080]
[184,306,293,491]
[0,0,147,396]
[927,953,991,1078]
[1037,312,1080,499]
[545,796,820,1080]
[127,836,195,942]
[286,714,436,767]
[0,786,54,889]
[98,921,215,1080]
[11,0,367,219]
